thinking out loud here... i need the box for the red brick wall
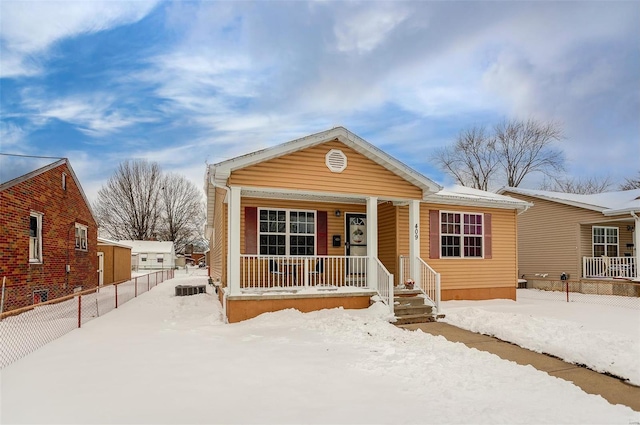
[0,163,98,311]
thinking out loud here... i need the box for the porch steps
[393,289,437,325]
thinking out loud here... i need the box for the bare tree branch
[432,126,498,190]
[620,171,640,190]
[539,175,613,194]
[494,119,565,187]
[93,160,162,240]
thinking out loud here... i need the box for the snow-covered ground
[1,270,638,424]
[442,289,640,386]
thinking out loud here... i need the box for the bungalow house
[120,240,176,270]
[205,127,529,323]
[97,238,132,285]
[499,187,640,286]
[0,157,98,312]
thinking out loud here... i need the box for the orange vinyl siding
[240,197,366,257]
[377,202,398,280]
[398,203,518,298]
[211,186,227,285]
[229,140,423,200]
[503,191,635,280]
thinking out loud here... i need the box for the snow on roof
[98,237,133,249]
[118,240,175,254]
[499,187,640,215]
[427,185,532,210]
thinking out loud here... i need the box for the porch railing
[399,255,441,311]
[583,256,636,279]
[375,259,394,314]
[239,255,369,289]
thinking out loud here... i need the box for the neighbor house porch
[580,214,639,281]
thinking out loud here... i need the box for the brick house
[0,158,98,312]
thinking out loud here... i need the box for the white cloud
[0,122,25,149]
[21,92,155,136]
[333,4,410,54]
[0,0,159,78]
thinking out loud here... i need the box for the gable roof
[0,156,98,222]
[119,240,175,254]
[499,187,640,216]
[208,126,442,195]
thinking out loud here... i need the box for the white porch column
[366,196,378,289]
[633,212,640,280]
[409,200,421,288]
[227,186,241,295]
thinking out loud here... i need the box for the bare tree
[435,118,565,189]
[94,160,162,240]
[620,171,640,190]
[493,119,565,187]
[157,173,206,253]
[539,175,613,194]
[432,126,498,190]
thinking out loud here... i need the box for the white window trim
[75,223,88,251]
[440,210,484,259]
[258,208,317,256]
[140,254,148,262]
[592,226,619,257]
[29,212,43,264]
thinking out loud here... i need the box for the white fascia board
[603,208,639,216]
[499,187,605,213]
[425,193,532,211]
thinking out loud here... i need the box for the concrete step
[395,304,433,316]
[394,289,423,297]
[394,313,437,326]
[394,296,426,307]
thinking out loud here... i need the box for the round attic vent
[325,149,347,173]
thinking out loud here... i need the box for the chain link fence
[0,269,174,369]
[519,279,640,310]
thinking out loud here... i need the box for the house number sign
[414,224,419,240]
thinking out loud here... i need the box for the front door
[346,213,366,275]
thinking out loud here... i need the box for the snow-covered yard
[1,269,638,424]
[442,289,640,386]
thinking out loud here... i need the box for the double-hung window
[75,224,88,250]
[29,212,43,263]
[259,209,316,256]
[441,212,483,258]
[593,226,618,257]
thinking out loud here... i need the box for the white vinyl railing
[417,257,441,311]
[375,258,394,314]
[240,255,368,289]
[583,256,636,279]
[399,255,441,311]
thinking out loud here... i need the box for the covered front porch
[221,186,440,322]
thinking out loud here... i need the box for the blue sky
[1,1,638,202]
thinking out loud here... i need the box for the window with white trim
[140,254,147,262]
[441,212,483,258]
[29,212,43,263]
[259,209,316,256]
[593,226,618,257]
[75,224,88,250]
[157,255,164,263]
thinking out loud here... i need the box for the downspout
[631,211,639,281]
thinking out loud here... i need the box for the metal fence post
[77,294,82,328]
[147,274,150,292]
[135,277,138,298]
[115,284,118,308]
